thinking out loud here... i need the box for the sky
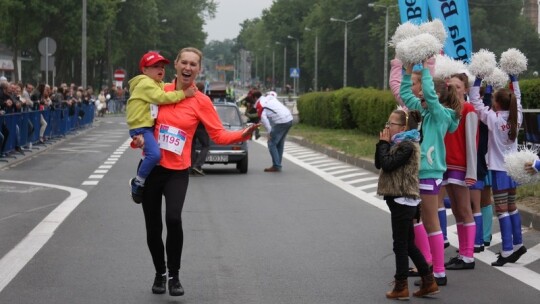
[204,0,275,42]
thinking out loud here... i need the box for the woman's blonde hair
[175,47,203,65]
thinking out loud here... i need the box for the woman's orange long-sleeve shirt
[154,81,245,170]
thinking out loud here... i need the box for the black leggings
[141,165,189,276]
[386,198,430,281]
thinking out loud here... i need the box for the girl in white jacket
[469,75,527,266]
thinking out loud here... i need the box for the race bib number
[150,104,159,118]
[158,124,186,155]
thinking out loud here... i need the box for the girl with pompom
[376,109,439,300]
[476,85,496,250]
[389,57,436,110]
[442,72,479,270]
[400,59,461,286]
[389,56,439,278]
[469,74,527,266]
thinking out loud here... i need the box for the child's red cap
[139,51,170,72]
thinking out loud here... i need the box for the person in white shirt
[256,92,293,172]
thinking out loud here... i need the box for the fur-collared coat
[375,139,420,199]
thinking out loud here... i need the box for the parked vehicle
[195,100,249,173]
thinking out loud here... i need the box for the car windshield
[216,106,242,127]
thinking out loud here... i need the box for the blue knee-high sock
[481,205,493,243]
[443,197,451,209]
[473,213,483,247]
[438,208,448,242]
[509,210,523,246]
[498,213,513,255]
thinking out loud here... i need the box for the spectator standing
[256,91,293,172]
[244,89,262,139]
[190,122,209,176]
[376,109,439,299]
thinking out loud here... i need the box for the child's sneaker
[129,178,144,204]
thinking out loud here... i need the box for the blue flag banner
[398,0,429,24]
[427,0,473,63]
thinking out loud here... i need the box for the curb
[286,135,540,231]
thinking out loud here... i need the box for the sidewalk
[287,135,540,231]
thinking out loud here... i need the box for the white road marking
[82,181,99,185]
[81,138,131,186]
[0,180,87,293]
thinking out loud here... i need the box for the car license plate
[206,155,228,162]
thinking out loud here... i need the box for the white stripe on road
[0,180,87,293]
[338,172,368,180]
[82,138,132,186]
[82,181,99,185]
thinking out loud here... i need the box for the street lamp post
[330,13,362,88]
[369,3,397,90]
[283,45,286,94]
[154,19,167,50]
[305,27,318,91]
[82,0,87,88]
[255,52,258,84]
[287,35,299,96]
[272,46,276,90]
[263,48,267,88]
[276,41,286,93]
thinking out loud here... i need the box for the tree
[0,0,57,82]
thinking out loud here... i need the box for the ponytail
[433,78,462,120]
[494,88,518,142]
[508,92,518,142]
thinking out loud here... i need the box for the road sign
[114,69,125,82]
[40,56,55,71]
[38,37,57,56]
[290,68,300,78]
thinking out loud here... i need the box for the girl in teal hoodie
[400,60,461,286]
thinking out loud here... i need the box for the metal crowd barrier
[0,104,95,157]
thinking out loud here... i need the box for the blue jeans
[267,121,292,169]
[130,127,160,180]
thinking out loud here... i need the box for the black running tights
[142,165,189,277]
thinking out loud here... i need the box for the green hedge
[518,78,540,109]
[297,88,397,135]
[297,80,540,136]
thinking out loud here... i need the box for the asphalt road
[1,116,540,303]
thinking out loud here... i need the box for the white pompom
[433,54,467,79]
[504,146,540,185]
[468,49,497,78]
[419,19,447,45]
[484,67,508,89]
[389,22,421,48]
[396,33,442,65]
[500,48,527,75]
